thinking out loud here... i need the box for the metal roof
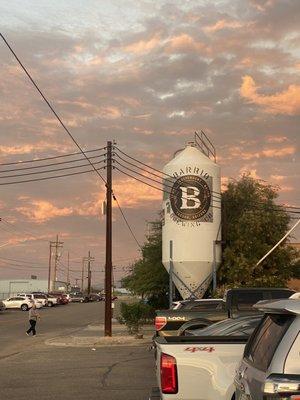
[253,299,300,315]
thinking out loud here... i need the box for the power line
[114,147,300,213]
[0,255,47,266]
[115,166,222,210]
[114,158,221,203]
[1,218,51,243]
[0,159,105,179]
[113,194,142,249]
[0,33,107,185]
[0,165,106,186]
[114,146,223,198]
[0,147,106,168]
[0,153,105,173]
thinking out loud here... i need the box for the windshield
[189,316,262,336]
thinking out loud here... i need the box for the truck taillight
[155,316,167,331]
[160,353,178,394]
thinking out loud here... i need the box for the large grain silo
[162,132,221,299]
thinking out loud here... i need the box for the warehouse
[0,279,67,299]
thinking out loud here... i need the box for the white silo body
[162,141,221,299]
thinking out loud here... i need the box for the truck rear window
[244,314,295,372]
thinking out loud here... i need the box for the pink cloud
[240,75,300,115]
[261,147,295,157]
[16,200,74,223]
[204,19,243,33]
[0,142,73,156]
[266,136,288,143]
[166,34,208,53]
[124,34,161,54]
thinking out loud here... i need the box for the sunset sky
[0,0,299,286]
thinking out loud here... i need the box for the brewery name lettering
[172,166,210,180]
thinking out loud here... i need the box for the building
[0,279,68,299]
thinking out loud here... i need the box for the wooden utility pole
[67,251,70,290]
[81,257,85,292]
[47,242,52,293]
[87,250,92,296]
[48,235,63,292]
[53,235,63,290]
[105,141,113,336]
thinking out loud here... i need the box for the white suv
[3,296,42,311]
[17,293,47,307]
[235,299,300,400]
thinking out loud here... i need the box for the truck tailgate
[156,336,248,400]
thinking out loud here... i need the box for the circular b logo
[170,175,211,220]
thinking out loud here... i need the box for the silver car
[235,299,300,400]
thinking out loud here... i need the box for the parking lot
[0,302,156,400]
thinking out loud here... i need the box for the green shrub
[118,302,154,334]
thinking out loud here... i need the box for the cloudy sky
[0,0,299,286]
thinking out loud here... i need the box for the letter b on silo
[180,187,201,209]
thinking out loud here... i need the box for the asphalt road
[0,302,156,400]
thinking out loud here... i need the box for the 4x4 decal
[184,346,215,353]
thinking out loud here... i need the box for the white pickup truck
[152,316,261,400]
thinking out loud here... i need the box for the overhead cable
[0,166,106,186]
[0,159,105,179]
[0,147,106,167]
[0,153,105,173]
[113,195,142,249]
[0,33,107,185]
[114,146,223,199]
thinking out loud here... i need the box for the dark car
[86,293,103,302]
[155,288,295,337]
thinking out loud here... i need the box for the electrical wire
[115,166,222,210]
[114,146,223,199]
[114,147,300,213]
[113,159,221,202]
[0,33,107,185]
[0,147,106,168]
[0,218,50,243]
[0,166,106,186]
[0,153,105,173]
[0,159,105,179]
[1,35,142,256]
[113,195,142,249]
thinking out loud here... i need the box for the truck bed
[155,335,249,400]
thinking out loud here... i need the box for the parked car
[83,293,104,302]
[0,300,6,312]
[152,315,262,400]
[235,298,300,400]
[69,294,85,303]
[3,296,42,311]
[48,292,68,305]
[17,293,46,307]
[155,288,295,336]
[45,294,58,307]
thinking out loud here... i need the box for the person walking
[26,303,40,337]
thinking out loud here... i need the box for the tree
[123,176,299,302]
[218,175,299,288]
[122,221,169,308]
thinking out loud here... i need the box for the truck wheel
[21,304,28,311]
[48,302,53,307]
